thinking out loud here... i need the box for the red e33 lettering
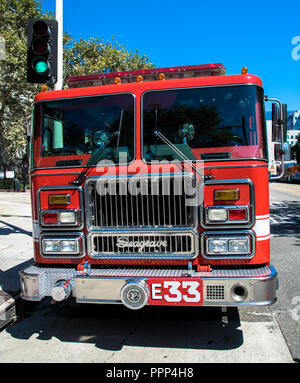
[148,279,203,305]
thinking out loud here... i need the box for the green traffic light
[34,59,48,73]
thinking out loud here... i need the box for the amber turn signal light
[214,189,239,201]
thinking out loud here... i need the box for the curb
[0,290,20,330]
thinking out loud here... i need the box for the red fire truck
[20,63,283,309]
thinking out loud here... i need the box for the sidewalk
[0,192,33,329]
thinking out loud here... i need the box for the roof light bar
[67,63,226,88]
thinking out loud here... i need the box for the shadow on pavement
[8,298,243,351]
[270,201,300,236]
[0,220,32,237]
[0,259,33,294]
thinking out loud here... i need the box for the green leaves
[63,35,154,80]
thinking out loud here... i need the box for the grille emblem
[116,236,167,253]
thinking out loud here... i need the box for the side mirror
[26,115,32,169]
[282,103,287,142]
[26,115,32,137]
[265,96,286,180]
[272,103,280,142]
[274,143,281,161]
[283,143,291,161]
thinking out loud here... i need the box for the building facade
[287,110,300,131]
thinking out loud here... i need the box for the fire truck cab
[20,64,280,309]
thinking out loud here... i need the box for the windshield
[142,85,266,161]
[33,93,134,168]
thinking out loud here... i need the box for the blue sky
[42,0,300,111]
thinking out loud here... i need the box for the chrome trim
[29,160,269,173]
[39,232,86,259]
[31,172,81,176]
[87,230,197,259]
[85,173,199,231]
[204,205,249,225]
[19,263,277,306]
[200,230,256,260]
[37,185,84,231]
[204,163,268,169]
[205,236,250,256]
[201,179,255,229]
[19,272,41,301]
[34,92,137,168]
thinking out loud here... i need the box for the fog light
[208,239,228,253]
[207,208,227,222]
[58,211,76,224]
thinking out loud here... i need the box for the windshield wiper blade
[115,109,123,162]
[154,130,204,181]
[72,131,119,186]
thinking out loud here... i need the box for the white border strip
[253,216,270,241]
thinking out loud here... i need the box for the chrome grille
[86,175,197,230]
[88,232,196,258]
[206,285,225,300]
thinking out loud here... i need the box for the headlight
[228,238,249,253]
[208,239,228,253]
[204,235,251,257]
[60,240,79,253]
[41,235,83,256]
[43,240,60,252]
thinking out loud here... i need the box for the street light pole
[54,0,63,90]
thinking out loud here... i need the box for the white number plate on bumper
[147,279,203,306]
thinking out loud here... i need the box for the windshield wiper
[153,130,204,181]
[72,131,119,186]
[115,109,123,162]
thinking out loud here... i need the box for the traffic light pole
[54,0,63,90]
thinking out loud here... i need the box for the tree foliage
[0,0,154,162]
[63,34,154,81]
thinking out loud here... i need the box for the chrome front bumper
[19,264,278,307]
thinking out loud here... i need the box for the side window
[43,117,64,154]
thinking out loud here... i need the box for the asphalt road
[268,181,300,362]
[0,185,299,364]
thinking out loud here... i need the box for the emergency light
[67,63,226,88]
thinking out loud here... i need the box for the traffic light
[27,19,58,85]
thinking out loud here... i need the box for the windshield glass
[142,85,266,161]
[33,93,134,168]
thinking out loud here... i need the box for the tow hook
[51,279,72,304]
